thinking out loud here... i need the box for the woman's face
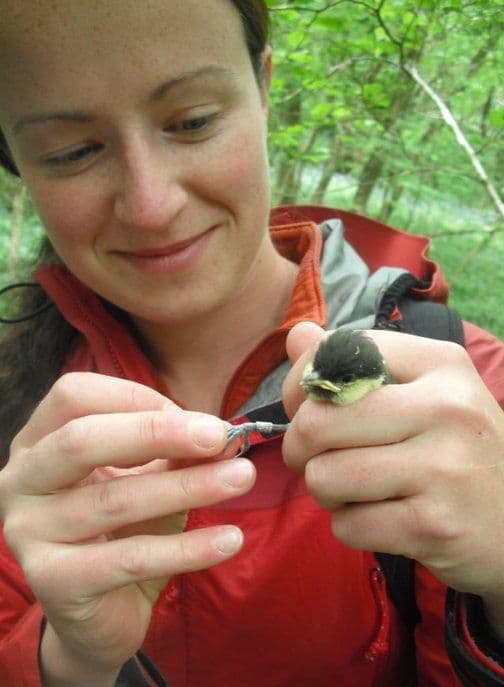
[0,1,274,324]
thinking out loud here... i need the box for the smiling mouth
[120,228,215,258]
[115,226,218,274]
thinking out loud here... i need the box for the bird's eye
[341,374,356,384]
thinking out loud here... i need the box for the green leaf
[488,110,504,129]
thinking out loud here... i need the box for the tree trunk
[271,81,303,198]
[353,78,416,214]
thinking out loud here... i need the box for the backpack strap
[374,271,465,346]
[395,298,464,346]
[373,274,464,636]
[373,552,420,636]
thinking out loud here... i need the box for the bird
[300,328,391,405]
[227,329,390,453]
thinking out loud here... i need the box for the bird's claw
[226,421,289,456]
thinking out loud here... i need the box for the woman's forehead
[1,0,242,52]
[0,0,250,119]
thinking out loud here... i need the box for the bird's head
[300,329,388,405]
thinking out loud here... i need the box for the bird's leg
[226,421,290,456]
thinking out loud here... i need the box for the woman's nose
[113,144,188,232]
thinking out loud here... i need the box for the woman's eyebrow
[11,65,236,136]
[12,111,91,135]
[150,65,236,101]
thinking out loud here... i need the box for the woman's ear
[258,45,272,110]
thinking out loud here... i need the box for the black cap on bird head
[301,329,389,405]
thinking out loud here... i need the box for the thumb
[286,321,326,365]
[283,322,327,419]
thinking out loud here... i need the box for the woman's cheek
[28,179,104,251]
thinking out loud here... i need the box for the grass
[419,230,503,340]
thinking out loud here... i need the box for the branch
[405,65,504,220]
[279,56,372,103]
[269,1,348,12]
[455,231,497,277]
[430,225,502,239]
[8,184,26,279]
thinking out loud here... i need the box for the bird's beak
[300,368,342,395]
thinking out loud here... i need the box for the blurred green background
[1,0,502,337]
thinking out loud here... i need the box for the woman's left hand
[282,322,504,629]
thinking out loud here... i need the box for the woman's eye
[181,117,209,131]
[44,143,101,167]
[165,114,219,137]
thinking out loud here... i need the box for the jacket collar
[35,207,446,418]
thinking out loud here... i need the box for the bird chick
[226,330,390,454]
[301,329,390,405]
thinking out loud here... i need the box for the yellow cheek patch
[300,360,387,406]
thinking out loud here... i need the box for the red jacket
[1,208,503,686]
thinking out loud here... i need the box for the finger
[13,373,175,450]
[17,408,229,494]
[304,443,424,510]
[362,329,471,384]
[21,459,255,543]
[28,525,245,600]
[331,500,415,556]
[282,379,428,472]
[330,495,449,562]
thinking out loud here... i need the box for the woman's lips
[116,226,217,275]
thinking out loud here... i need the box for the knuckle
[0,468,15,516]
[51,373,81,405]
[126,383,144,411]
[2,516,21,555]
[126,382,155,412]
[20,555,44,590]
[431,385,487,432]
[118,538,151,579]
[92,479,129,518]
[8,431,25,456]
[294,405,321,445]
[406,497,459,543]
[331,511,352,546]
[305,459,331,505]
[57,419,89,460]
[2,508,32,550]
[138,412,167,448]
[443,340,472,368]
[424,338,468,368]
[18,544,60,595]
[177,534,197,572]
[178,468,196,501]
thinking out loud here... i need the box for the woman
[0,2,503,686]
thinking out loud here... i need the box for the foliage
[0,0,503,336]
[265,0,503,337]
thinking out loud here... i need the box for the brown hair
[0,0,270,462]
[0,130,17,176]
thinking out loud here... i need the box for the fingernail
[188,416,227,449]
[217,458,254,488]
[213,527,243,555]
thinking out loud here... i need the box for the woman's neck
[132,244,299,415]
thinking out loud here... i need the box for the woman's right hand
[0,373,255,685]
